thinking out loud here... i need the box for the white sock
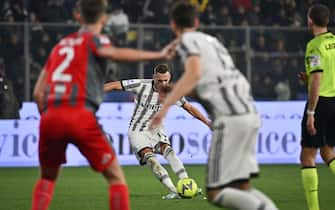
[213,187,265,210]
[249,188,278,210]
[163,146,188,179]
[145,153,177,193]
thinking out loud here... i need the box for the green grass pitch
[0,164,334,210]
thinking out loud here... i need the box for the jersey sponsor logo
[140,102,161,111]
[309,55,321,67]
[99,36,110,45]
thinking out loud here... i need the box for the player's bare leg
[320,145,335,164]
[102,158,130,210]
[207,180,278,210]
[31,165,60,210]
[102,157,127,185]
[300,147,318,167]
[300,147,320,210]
[320,145,335,177]
[139,148,180,199]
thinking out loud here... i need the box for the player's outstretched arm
[104,81,123,92]
[158,83,211,128]
[182,102,211,128]
[33,69,48,113]
[97,40,177,61]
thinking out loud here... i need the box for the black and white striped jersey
[121,79,186,131]
[177,31,256,120]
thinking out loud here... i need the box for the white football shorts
[128,128,170,164]
[207,113,261,189]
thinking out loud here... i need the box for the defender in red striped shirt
[31,1,175,210]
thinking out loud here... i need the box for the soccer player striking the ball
[150,1,278,210]
[300,4,335,210]
[31,0,176,210]
[104,63,210,199]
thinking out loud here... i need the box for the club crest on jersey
[309,55,321,67]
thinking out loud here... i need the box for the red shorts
[39,107,115,172]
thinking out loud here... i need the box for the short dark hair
[170,1,198,28]
[308,4,330,27]
[154,64,170,74]
[79,0,108,24]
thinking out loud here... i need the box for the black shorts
[301,96,335,147]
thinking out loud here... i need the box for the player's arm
[307,72,322,113]
[97,40,176,61]
[182,102,211,128]
[97,47,162,61]
[33,69,48,113]
[305,45,324,113]
[104,81,123,92]
[305,45,324,135]
[306,71,322,136]
[150,55,201,128]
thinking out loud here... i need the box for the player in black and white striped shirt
[104,64,210,199]
[150,2,278,209]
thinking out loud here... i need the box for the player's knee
[162,145,174,158]
[138,148,154,159]
[159,143,170,154]
[320,151,331,163]
[320,146,335,163]
[142,151,156,164]
[102,160,127,185]
[300,155,316,167]
[300,148,317,167]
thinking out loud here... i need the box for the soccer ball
[176,178,198,198]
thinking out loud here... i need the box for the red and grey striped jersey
[43,29,111,112]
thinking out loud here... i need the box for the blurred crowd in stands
[1,0,335,118]
[3,0,335,26]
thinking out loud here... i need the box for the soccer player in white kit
[104,64,210,199]
[150,2,278,209]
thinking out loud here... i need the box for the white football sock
[212,187,265,210]
[248,188,278,210]
[145,153,177,193]
[163,146,188,179]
